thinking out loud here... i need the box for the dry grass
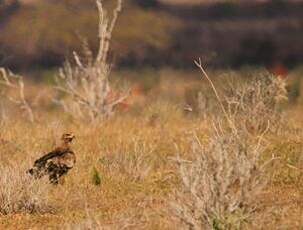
[0,68,302,229]
[0,164,53,215]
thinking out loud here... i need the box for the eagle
[27,133,76,184]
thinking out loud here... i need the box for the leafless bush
[194,60,287,134]
[0,164,53,215]
[54,0,128,121]
[103,140,154,182]
[224,73,288,134]
[170,61,281,229]
[170,124,275,230]
[0,68,35,122]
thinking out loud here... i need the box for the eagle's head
[61,133,75,143]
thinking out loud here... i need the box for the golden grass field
[0,68,302,229]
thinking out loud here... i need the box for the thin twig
[54,0,126,122]
[0,68,35,122]
[194,58,236,132]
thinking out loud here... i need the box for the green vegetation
[92,167,102,186]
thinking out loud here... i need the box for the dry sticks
[170,60,287,229]
[0,68,35,123]
[55,0,128,121]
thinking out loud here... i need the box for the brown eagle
[27,133,76,184]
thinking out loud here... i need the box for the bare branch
[54,0,126,122]
[170,71,288,229]
[194,58,236,133]
[0,68,35,122]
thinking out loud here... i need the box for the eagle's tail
[27,161,47,179]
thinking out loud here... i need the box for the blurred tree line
[0,0,303,70]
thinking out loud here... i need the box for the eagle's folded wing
[34,148,66,165]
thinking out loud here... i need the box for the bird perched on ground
[27,133,76,184]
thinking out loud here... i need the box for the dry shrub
[170,63,284,229]
[0,164,53,215]
[170,125,275,229]
[224,73,288,134]
[0,68,35,123]
[55,0,128,121]
[102,140,154,182]
[192,67,288,134]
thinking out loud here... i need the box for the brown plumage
[27,133,76,184]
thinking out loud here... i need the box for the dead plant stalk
[0,68,35,123]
